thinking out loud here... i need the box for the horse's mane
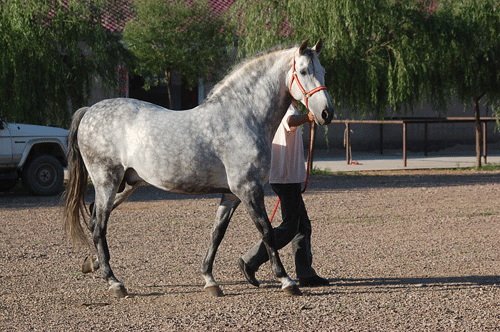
[204,44,298,103]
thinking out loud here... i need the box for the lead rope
[270,121,315,223]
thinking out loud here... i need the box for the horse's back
[78,98,172,162]
[80,98,195,149]
[82,98,176,129]
[77,98,229,193]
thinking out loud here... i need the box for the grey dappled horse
[64,39,334,298]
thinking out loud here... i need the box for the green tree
[229,0,500,167]
[230,0,454,116]
[0,0,128,127]
[441,0,500,167]
[122,0,233,109]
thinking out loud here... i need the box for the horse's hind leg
[85,168,129,298]
[87,169,142,215]
[112,181,142,210]
[82,181,141,274]
[201,193,240,297]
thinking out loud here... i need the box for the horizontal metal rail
[330,118,498,167]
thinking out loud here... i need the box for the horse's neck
[239,50,294,136]
[208,49,294,137]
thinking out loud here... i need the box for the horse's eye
[300,69,307,75]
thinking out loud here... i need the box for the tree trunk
[474,95,484,169]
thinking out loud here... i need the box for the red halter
[289,51,328,110]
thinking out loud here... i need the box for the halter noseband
[289,51,328,110]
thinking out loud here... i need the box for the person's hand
[307,111,315,122]
[288,111,315,127]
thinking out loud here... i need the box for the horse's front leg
[202,193,241,297]
[238,184,302,296]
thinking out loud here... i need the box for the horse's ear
[313,39,323,55]
[299,39,309,55]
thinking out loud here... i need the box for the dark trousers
[241,183,316,278]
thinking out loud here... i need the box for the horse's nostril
[322,110,329,120]
[321,109,333,125]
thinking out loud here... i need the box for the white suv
[0,119,68,195]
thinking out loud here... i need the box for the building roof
[101,0,135,33]
[101,0,235,32]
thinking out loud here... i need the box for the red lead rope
[270,121,315,223]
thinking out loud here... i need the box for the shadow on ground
[1,170,498,208]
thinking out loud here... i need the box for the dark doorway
[181,85,198,110]
[128,75,169,108]
[128,74,198,110]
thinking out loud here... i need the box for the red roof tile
[100,0,235,32]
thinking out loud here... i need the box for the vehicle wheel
[22,155,64,196]
[0,178,18,192]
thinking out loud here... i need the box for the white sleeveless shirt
[269,104,306,184]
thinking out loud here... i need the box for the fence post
[403,122,407,167]
[379,124,384,155]
[483,121,487,165]
[345,122,351,165]
[424,123,428,156]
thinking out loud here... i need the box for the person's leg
[240,183,302,272]
[291,195,329,286]
[291,196,314,279]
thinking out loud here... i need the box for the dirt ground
[1,168,500,331]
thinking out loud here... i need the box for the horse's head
[287,39,334,125]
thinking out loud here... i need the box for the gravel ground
[1,168,500,331]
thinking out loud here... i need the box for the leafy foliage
[122,0,233,107]
[228,0,500,118]
[0,0,128,127]
[442,0,500,110]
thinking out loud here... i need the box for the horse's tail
[63,107,91,249]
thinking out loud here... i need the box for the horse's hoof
[109,283,128,298]
[283,284,302,296]
[81,256,98,274]
[205,285,224,297]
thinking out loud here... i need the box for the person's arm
[287,111,315,129]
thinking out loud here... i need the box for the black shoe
[299,275,329,287]
[237,258,260,287]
